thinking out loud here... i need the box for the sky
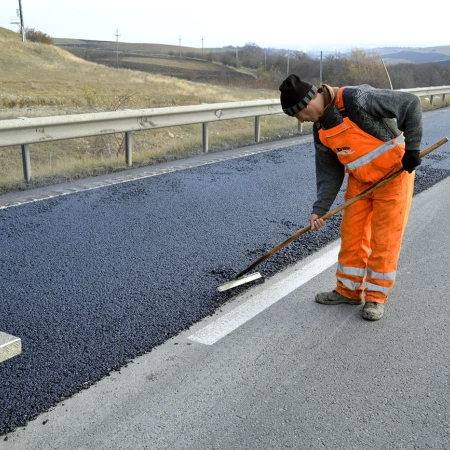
[1,0,449,52]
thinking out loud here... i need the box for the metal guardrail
[0,99,282,182]
[398,86,450,102]
[0,99,282,147]
[0,86,449,184]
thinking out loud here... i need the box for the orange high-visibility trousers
[335,170,415,303]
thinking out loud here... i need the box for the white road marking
[188,245,339,345]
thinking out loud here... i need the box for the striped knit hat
[279,75,318,116]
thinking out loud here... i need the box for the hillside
[377,45,450,65]
[53,38,255,84]
[54,37,450,81]
[0,27,275,112]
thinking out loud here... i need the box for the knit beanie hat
[279,74,318,116]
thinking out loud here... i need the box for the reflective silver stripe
[337,263,366,277]
[337,276,362,291]
[367,268,396,281]
[365,282,392,295]
[283,86,318,116]
[345,135,405,171]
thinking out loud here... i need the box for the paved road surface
[1,108,450,447]
[2,169,450,450]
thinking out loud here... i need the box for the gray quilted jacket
[312,84,423,215]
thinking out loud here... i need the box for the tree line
[186,43,450,90]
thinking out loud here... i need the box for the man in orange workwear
[279,74,423,320]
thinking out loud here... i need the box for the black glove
[402,150,421,173]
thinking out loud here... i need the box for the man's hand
[402,150,421,173]
[310,214,326,231]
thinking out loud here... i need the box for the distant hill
[441,60,450,68]
[0,27,273,111]
[376,46,450,66]
[53,38,194,57]
[54,38,450,71]
[52,37,253,84]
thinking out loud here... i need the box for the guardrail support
[202,122,208,153]
[255,116,261,143]
[125,131,132,166]
[21,144,31,182]
[298,122,303,134]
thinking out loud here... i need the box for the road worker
[279,74,423,320]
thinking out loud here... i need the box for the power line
[18,0,26,42]
[114,28,121,68]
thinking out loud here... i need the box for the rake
[217,137,449,292]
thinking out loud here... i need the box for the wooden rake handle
[236,137,449,279]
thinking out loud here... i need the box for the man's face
[293,94,324,123]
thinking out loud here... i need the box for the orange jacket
[318,87,405,185]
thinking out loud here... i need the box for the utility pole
[18,0,26,42]
[179,36,182,60]
[320,51,323,84]
[287,50,290,76]
[201,36,204,58]
[114,28,120,68]
[235,46,239,68]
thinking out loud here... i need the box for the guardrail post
[21,144,31,182]
[255,116,261,142]
[125,131,132,166]
[443,94,446,102]
[430,95,434,105]
[202,123,208,153]
[298,122,303,134]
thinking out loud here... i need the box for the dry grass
[0,28,271,110]
[421,96,450,112]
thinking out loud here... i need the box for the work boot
[315,290,363,305]
[362,302,384,321]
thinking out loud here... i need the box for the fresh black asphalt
[1,109,449,435]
